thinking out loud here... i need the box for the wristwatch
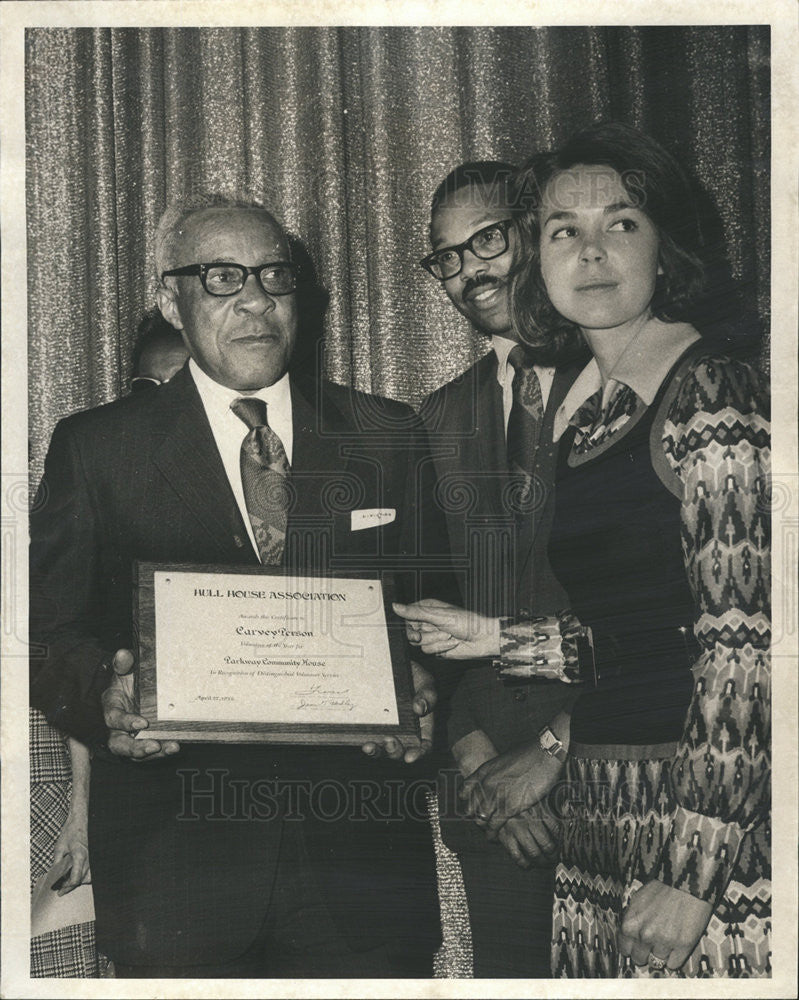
[538,725,567,763]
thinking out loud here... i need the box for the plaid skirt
[30,709,98,978]
[551,742,771,978]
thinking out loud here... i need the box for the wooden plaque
[133,562,420,746]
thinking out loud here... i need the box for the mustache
[462,274,503,298]
[232,319,281,337]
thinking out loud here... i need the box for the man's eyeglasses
[420,219,515,281]
[161,262,298,297]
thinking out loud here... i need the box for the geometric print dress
[502,342,771,978]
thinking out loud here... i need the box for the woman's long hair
[510,122,707,359]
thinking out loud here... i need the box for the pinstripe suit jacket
[29,364,442,966]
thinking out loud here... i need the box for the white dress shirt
[492,335,555,435]
[189,358,294,560]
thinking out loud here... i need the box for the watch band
[538,724,567,763]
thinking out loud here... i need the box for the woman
[395,122,770,978]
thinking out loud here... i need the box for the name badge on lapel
[351,508,396,531]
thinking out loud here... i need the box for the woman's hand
[392,599,500,659]
[51,818,91,896]
[618,880,713,971]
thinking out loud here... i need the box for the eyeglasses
[161,261,298,297]
[420,219,515,281]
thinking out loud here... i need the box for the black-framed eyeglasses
[420,219,515,281]
[161,261,298,297]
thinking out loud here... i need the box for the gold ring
[647,952,667,971]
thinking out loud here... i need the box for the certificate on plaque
[133,562,420,746]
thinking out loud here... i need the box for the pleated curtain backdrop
[26,24,769,480]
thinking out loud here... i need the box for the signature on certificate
[295,682,355,712]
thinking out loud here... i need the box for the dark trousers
[115,819,433,979]
[459,848,555,978]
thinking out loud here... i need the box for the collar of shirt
[491,335,556,427]
[189,358,294,462]
[553,319,700,442]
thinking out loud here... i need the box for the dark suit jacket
[29,366,444,967]
[419,351,579,853]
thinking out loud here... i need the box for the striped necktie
[231,396,292,565]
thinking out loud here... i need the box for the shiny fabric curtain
[26,24,769,481]
[23,25,770,980]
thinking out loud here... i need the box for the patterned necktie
[506,344,544,508]
[231,396,291,565]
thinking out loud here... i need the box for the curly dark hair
[510,122,707,359]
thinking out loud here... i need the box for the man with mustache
[29,194,444,978]
[416,162,580,977]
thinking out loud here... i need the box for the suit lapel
[288,376,347,519]
[473,352,507,517]
[152,369,255,562]
[285,378,391,575]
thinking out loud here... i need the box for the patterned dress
[500,340,771,978]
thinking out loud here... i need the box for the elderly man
[29,195,444,978]
[409,162,581,977]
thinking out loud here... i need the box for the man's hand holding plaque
[361,660,437,764]
[102,649,179,760]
